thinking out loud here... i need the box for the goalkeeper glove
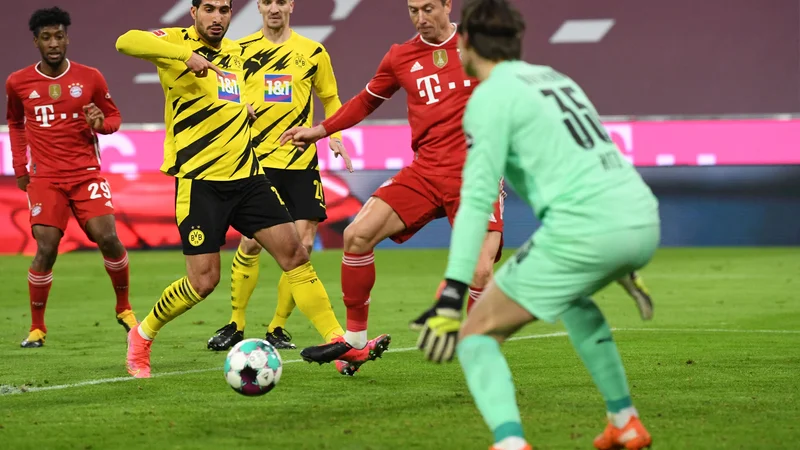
[416,279,468,363]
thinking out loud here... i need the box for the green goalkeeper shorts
[493,225,660,323]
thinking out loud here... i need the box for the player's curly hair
[29,7,71,37]
[459,0,525,61]
[192,0,234,7]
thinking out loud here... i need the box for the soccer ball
[224,338,283,396]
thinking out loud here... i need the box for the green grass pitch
[0,248,798,449]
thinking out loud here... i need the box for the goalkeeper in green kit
[415,1,659,449]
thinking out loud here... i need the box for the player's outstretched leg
[22,225,61,348]
[254,220,391,372]
[298,198,400,373]
[616,272,654,320]
[561,297,651,450]
[263,219,325,350]
[456,282,535,450]
[127,254,218,378]
[207,237,260,351]
[85,215,137,333]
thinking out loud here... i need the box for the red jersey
[5,60,121,182]
[323,26,475,177]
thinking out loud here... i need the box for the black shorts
[263,168,327,223]
[174,175,292,255]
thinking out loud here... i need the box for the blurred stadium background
[3,0,800,254]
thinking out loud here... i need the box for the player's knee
[239,237,262,256]
[343,223,374,254]
[301,236,314,255]
[33,243,59,270]
[188,269,220,298]
[458,317,484,342]
[95,231,122,252]
[190,276,219,298]
[458,317,504,344]
[277,242,310,272]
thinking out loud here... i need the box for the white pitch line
[614,328,800,334]
[0,331,568,395]
[1,328,797,396]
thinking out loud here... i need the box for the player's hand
[280,125,326,150]
[246,103,257,122]
[416,279,468,363]
[83,103,105,130]
[329,137,354,173]
[16,174,30,192]
[185,52,224,78]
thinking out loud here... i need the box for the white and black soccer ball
[224,338,283,396]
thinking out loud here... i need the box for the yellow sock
[230,248,260,331]
[285,262,344,342]
[141,277,204,339]
[268,273,296,332]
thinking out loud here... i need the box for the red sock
[104,252,131,314]
[341,251,375,331]
[28,269,53,333]
[467,287,483,314]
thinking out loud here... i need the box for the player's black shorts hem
[263,168,328,223]
[174,175,292,255]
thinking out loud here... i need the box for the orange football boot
[594,416,652,450]
[126,325,153,379]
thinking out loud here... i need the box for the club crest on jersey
[433,49,448,68]
[217,71,241,103]
[68,83,84,98]
[294,53,307,69]
[48,84,61,100]
[31,203,42,217]
[264,74,292,103]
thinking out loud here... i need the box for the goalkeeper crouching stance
[416,1,660,449]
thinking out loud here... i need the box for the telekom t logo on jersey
[35,105,56,128]
[417,74,442,105]
[416,74,472,106]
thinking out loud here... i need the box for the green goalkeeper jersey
[445,61,660,285]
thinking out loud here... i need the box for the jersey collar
[34,59,71,80]
[419,23,457,47]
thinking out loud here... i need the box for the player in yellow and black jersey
[206,1,377,370]
[114,0,383,379]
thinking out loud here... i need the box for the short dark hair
[192,0,234,7]
[459,0,525,61]
[29,7,71,37]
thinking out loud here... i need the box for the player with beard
[115,0,388,378]
[206,1,385,375]
[6,7,136,348]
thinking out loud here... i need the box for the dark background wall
[3,1,800,248]
[4,0,800,122]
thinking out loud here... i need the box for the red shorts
[373,164,505,260]
[27,176,115,237]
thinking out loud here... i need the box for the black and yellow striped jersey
[238,30,342,171]
[116,27,261,180]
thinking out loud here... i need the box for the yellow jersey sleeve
[115,28,193,68]
[117,27,260,181]
[312,48,343,142]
